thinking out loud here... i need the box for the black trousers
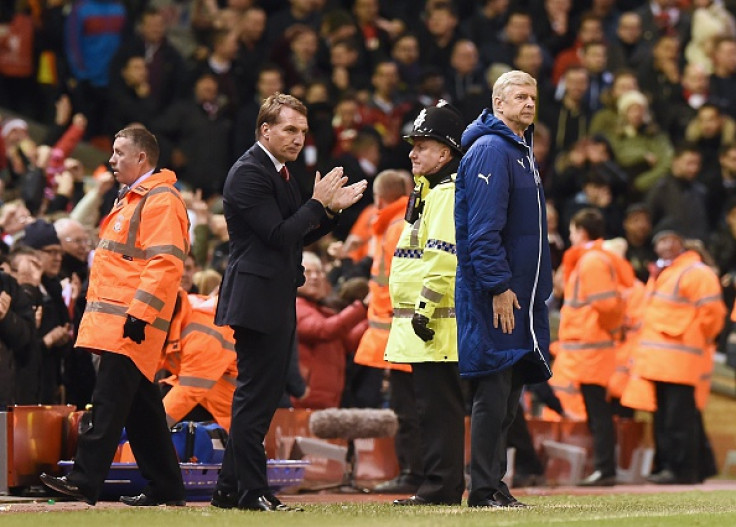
[69,351,185,503]
[468,365,523,504]
[507,402,544,477]
[389,369,424,479]
[580,383,616,476]
[653,381,698,482]
[412,362,466,504]
[216,323,295,506]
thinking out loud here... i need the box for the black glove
[123,315,146,344]
[411,313,435,342]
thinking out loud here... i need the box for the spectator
[552,13,605,86]
[607,89,673,199]
[460,0,509,53]
[106,55,157,135]
[152,73,232,198]
[685,0,736,74]
[447,40,485,105]
[589,69,640,137]
[709,36,736,120]
[416,2,461,73]
[110,7,188,115]
[646,143,710,243]
[391,33,422,95]
[684,102,735,195]
[579,42,613,114]
[635,0,692,46]
[662,62,710,141]
[328,38,372,98]
[271,25,322,99]
[539,66,591,158]
[531,0,576,58]
[637,35,682,127]
[351,0,392,70]
[18,219,72,404]
[607,11,650,73]
[0,251,39,406]
[623,203,657,283]
[64,0,127,139]
[235,6,269,102]
[232,64,285,157]
[293,251,367,409]
[481,10,533,68]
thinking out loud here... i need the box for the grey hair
[492,70,537,116]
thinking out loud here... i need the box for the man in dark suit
[212,93,367,512]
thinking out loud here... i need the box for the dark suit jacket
[215,143,335,333]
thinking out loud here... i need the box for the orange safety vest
[632,250,726,387]
[609,279,646,399]
[347,204,377,263]
[76,169,190,381]
[160,291,236,431]
[354,196,411,373]
[546,341,587,421]
[555,241,633,386]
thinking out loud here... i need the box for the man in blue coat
[455,70,553,508]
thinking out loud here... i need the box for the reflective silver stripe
[85,301,170,332]
[559,340,614,350]
[98,185,188,262]
[420,286,444,303]
[695,294,723,307]
[97,239,186,262]
[178,375,216,389]
[135,290,165,311]
[650,291,693,305]
[639,340,703,356]
[223,374,237,387]
[166,356,178,370]
[182,322,235,351]
[371,273,389,286]
[551,382,579,395]
[368,319,392,330]
[410,219,420,247]
[393,307,455,318]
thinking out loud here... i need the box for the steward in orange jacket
[555,209,634,486]
[76,166,190,380]
[632,229,725,484]
[160,291,237,431]
[43,128,188,506]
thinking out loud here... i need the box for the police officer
[385,100,467,506]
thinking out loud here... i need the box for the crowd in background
[2,0,736,481]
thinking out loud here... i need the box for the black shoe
[211,489,238,509]
[39,473,94,505]
[373,475,421,494]
[468,498,504,508]
[493,491,528,508]
[119,493,186,506]
[265,494,303,512]
[646,469,680,485]
[578,470,616,487]
[238,495,274,512]
[394,495,430,506]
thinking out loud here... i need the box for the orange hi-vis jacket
[546,341,587,421]
[632,250,725,388]
[555,240,634,387]
[347,204,376,262]
[609,279,646,400]
[354,196,411,373]
[76,169,189,381]
[160,291,236,431]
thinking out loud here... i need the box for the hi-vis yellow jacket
[384,174,457,363]
[160,291,236,431]
[76,169,189,381]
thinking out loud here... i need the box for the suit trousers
[412,362,466,504]
[507,401,545,477]
[468,364,524,504]
[69,351,185,503]
[388,369,424,479]
[653,381,698,482]
[580,383,616,476]
[216,323,295,505]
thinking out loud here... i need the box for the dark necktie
[280,165,290,181]
[117,185,130,201]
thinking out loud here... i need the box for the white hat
[1,118,28,139]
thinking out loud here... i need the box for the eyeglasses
[63,237,91,246]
